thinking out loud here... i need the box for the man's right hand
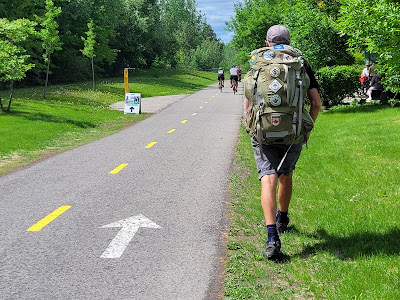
[303,132,310,144]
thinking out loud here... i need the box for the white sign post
[124,93,141,114]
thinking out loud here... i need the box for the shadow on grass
[6,111,96,128]
[293,227,400,260]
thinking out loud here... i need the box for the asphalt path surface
[0,83,244,299]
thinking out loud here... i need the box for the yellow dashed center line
[109,163,128,174]
[181,120,188,124]
[205,102,208,103]
[145,142,157,148]
[200,106,203,109]
[27,206,71,232]
[192,113,197,116]
[168,129,176,133]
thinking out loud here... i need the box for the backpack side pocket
[245,103,257,134]
[301,108,314,134]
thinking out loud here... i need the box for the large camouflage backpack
[244,45,314,147]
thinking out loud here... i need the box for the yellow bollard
[124,68,129,94]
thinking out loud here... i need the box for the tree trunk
[91,56,95,90]
[7,81,14,112]
[43,55,50,99]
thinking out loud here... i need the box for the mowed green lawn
[226,104,400,299]
[0,69,216,174]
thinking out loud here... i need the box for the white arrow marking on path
[100,214,162,259]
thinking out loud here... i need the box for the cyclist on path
[229,66,239,88]
[217,67,225,87]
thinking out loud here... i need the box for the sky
[196,0,241,44]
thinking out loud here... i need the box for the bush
[316,65,363,108]
[388,99,400,107]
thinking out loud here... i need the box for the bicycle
[232,78,238,94]
[218,78,224,92]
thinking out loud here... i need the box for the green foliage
[0,0,221,85]
[192,39,223,70]
[220,42,240,72]
[81,20,96,59]
[0,18,36,110]
[0,38,34,82]
[40,0,62,64]
[285,1,354,69]
[81,19,96,90]
[227,0,353,69]
[157,0,220,68]
[337,0,400,93]
[40,0,62,98]
[316,65,362,107]
[116,0,161,68]
[353,52,366,65]
[228,0,400,106]
[0,18,37,44]
[388,99,400,107]
[314,0,341,18]
[228,0,282,67]
[0,0,43,20]
[228,0,354,69]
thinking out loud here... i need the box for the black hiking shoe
[276,220,289,233]
[276,212,289,234]
[263,240,283,261]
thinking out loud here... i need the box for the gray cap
[266,25,290,45]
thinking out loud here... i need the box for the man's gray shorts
[251,137,303,180]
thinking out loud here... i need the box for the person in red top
[237,66,242,82]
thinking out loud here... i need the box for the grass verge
[0,69,216,175]
[226,103,400,299]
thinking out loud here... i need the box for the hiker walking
[244,25,321,260]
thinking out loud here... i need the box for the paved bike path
[0,83,244,299]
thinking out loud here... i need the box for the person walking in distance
[244,25,321,260]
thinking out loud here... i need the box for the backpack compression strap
[278,66,306,172]
[252,69,266,160]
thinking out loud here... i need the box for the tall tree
[40,0,62,99]
[0,0,220,86]
[227,0,353,69]
[159,0,206,66]
[51,0,118,82]
[113,0,161,70]
[192,39,223,70]
[227,0,283,64]
[284,1,353,69]
[81,20,96,90]
[0,18,36,111]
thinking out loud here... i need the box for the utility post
[124,67,135,93]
